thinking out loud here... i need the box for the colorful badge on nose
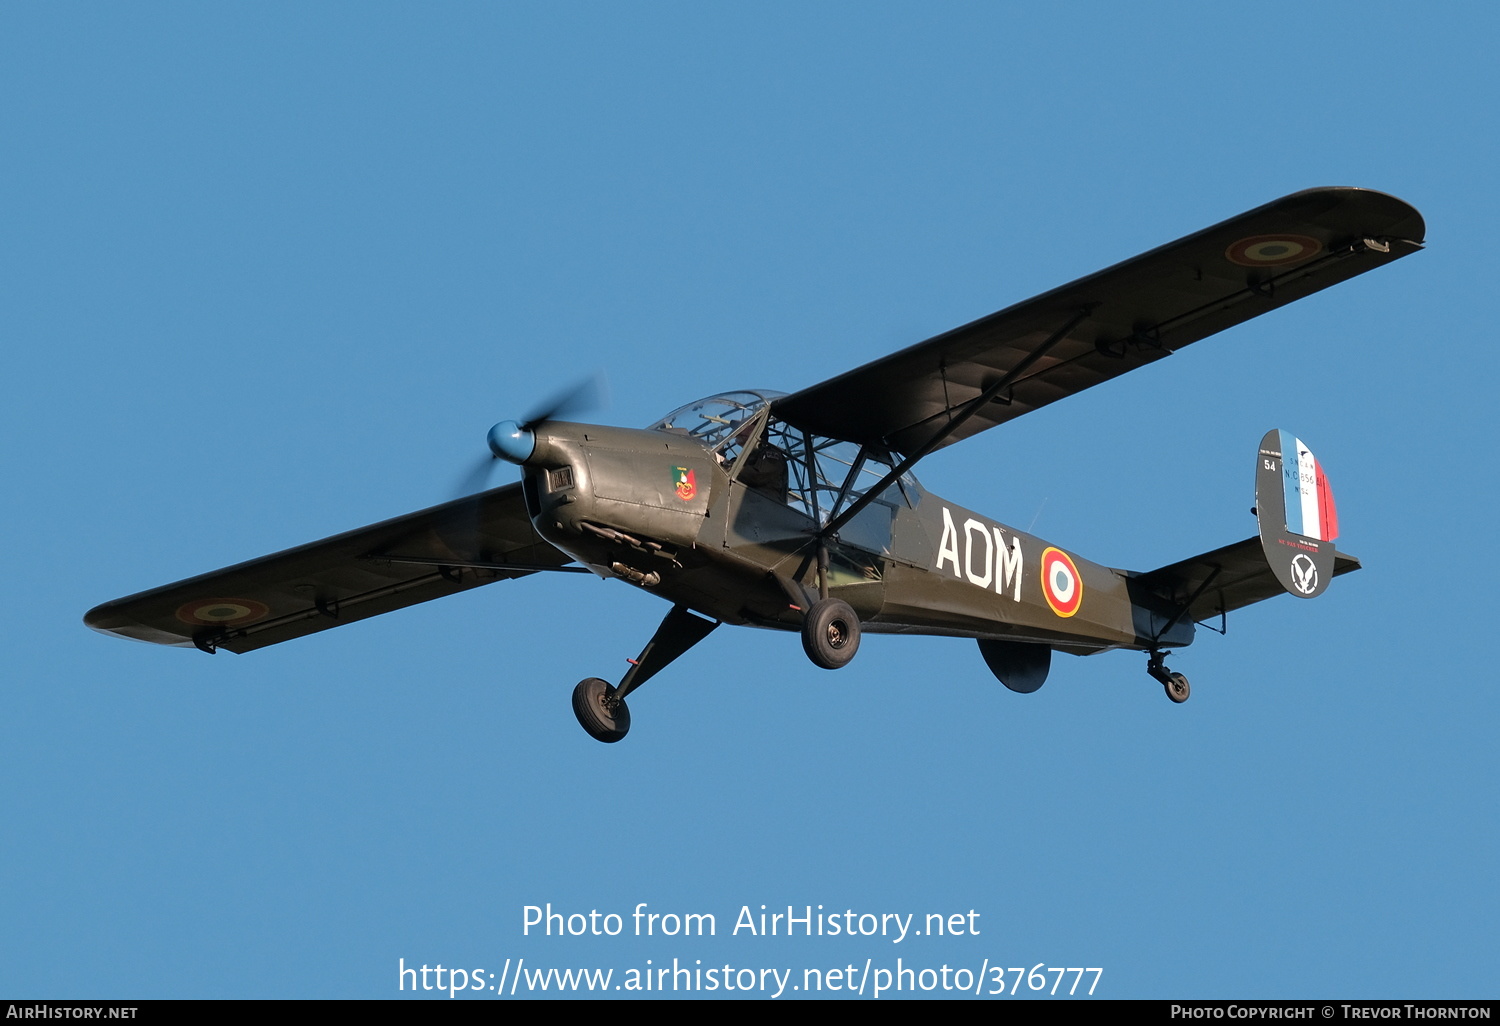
[1040,547,1082,617]
[672,466,698,501]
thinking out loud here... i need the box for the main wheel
[1164,672,1190,704]
[801,598,861,670]
[572,677,631,742]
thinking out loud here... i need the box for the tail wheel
[801,598,861,670]
[572,677,630,742]
[1164,672,1190,704]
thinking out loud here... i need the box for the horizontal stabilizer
[1136,537,1360,624]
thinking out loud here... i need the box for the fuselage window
[741,417,914,522]
[651,395,920,521]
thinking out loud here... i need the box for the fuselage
[513,393,1192,656]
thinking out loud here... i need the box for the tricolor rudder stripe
[1277,430,1338,542]
[1255,427,1339,601]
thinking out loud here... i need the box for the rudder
[1255,429,1339,599]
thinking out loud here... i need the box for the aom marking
[935,507,1023,601]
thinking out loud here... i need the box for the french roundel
[176,597,270,627]
[1040,548,1083,618]
[1224,234,1322,268]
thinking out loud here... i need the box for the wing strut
[1151,565,1222,645]
[363,554,594,574]
[818,305,1095,541]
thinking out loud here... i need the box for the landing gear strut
[1146,650,1191,704]
[571,605,719,743]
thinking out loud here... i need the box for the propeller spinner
[456,374,606,496]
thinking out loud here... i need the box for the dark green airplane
[85,187,1424,742]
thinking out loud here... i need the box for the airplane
[85,187,1424,743]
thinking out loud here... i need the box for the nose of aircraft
[487,420,535,464]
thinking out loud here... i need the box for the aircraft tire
[801,598,861,670]
[1164,672,1190,704]
[572,677,630,742]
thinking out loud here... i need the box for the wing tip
[1273,185,1426,244]
[83,600,196,648]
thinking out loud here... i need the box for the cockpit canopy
[650,391,921,524]
[649,390,780,447]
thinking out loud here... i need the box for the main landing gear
[572,678,630,742]
[800,597,861,670]
[1146,650,1191,704]
[798,543,861,670]
[571,605,719,743]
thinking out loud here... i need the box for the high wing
[84,483,581,654]
[1132,536,1362,624]
[772,187,1424,454]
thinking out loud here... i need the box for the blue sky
[4,3,1496,1000]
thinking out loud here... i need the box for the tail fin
[1255,429,1340,599]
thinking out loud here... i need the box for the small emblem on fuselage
[672,466,697,501]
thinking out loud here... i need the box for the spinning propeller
[454,374,606,497]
